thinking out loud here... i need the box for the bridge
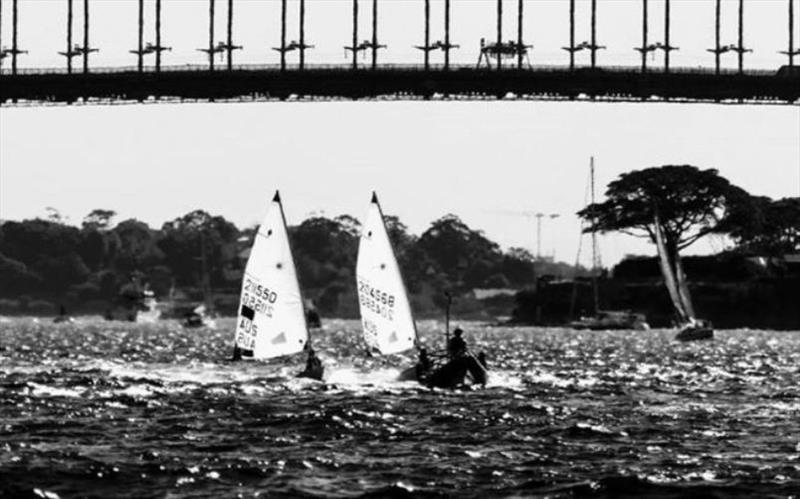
[1,0,798,105]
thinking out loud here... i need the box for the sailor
[304,346,323,374]
[231,344,242,361]
[418,348,431,371]
[448,328,468,358]
[415,347,432,378]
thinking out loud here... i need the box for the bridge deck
[1,65,798,105]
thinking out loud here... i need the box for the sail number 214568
[358,279,395,320]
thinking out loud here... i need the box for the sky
[1,1,799,268]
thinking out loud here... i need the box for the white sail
[674,255,697,319]
[356,193,417,355]
[653,213,690,323]
[234,191,308,359]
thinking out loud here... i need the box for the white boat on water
[232,191,322,379]
[356,192,487,388]
[356,192,418,357]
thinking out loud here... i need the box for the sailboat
[653,212,714,342]
[356,192,487,388]
[184,230,217,329]
[569,157,649,331]
[356,193,418,357]
[232,191,323,380]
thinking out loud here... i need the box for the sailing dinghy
[653,212,713,342]
[232,191,323,380]
[356,193,418,357]
[356,193,487,388]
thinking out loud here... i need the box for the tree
[159,210,238,288]
[290,216,359,308]
[82,209,117,231]
[501,247,536,287]
[417,214,502,290]
[725,196,800,256]
[114,219,164,273]
[0,253,41,296]
[578,165,741,321]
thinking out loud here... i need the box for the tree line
[0,208,561,317]
[1,165,796,319]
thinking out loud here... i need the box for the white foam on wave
[485,370,523,389]
[324,366,406,387]
[525,370,574,388]
[97,359,266,386]
[26,382,84,398]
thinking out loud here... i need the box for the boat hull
[402,354,488,389]
[296,365,324,381]
[676,326,714,342]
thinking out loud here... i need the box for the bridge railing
[0,62,780,77]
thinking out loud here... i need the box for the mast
[517,0,523,69]
[641,0,647,73]
[371,0,377,69]
[444,291,452,352]
[67,0,73,73]
[12,0,18,74]
[200,230,212,313]
[590,0,597,68]
[155,0,162,71]
[653,212,689,324]
[300,0,306,69]
[275,191,312,343]
[444,0,451,70]
[714,0,721,74]
[496,0,502,70]
[367,192,419,350]
[226,0,233,70]
[664,0,671,73]
[208,0,214,71]
[569,0,575,70]
[590,157,600,314]
[738,0,744,74]
[790,0,796,67]
[352,0,358,69]
[280,0,286,71]
[424,0,429,70]
[0,0,3,72]
[82,0,88,73]
[137,0,143,72]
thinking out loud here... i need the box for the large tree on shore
[724,196,800,256]
[577,165,742,321]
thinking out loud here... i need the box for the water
[2,317,800,498]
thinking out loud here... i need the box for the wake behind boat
[356,192,488,389]
[232,191,323,380]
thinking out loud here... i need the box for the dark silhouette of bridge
[1,0,798,105]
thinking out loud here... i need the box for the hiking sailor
[447,327,468,358]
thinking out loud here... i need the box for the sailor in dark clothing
[306,347,320,369]
[231,344,243,361]
[415,347,432,378]
[298,346,324,380]
[418,348,431,371]
[448,328,468,358]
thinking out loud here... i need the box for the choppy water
[1,317,800,498]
